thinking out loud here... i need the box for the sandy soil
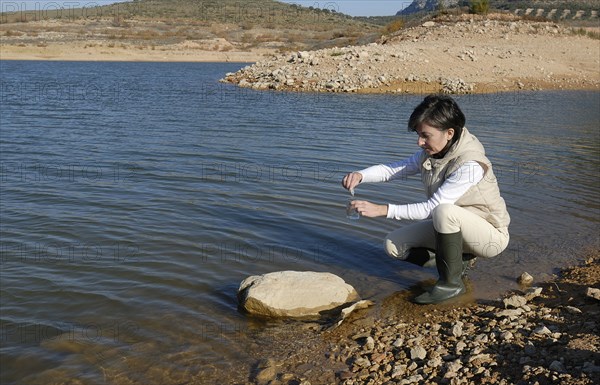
[0,41,268,62]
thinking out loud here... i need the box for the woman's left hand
[351,200,388,218]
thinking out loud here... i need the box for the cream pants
[384,204,509,259]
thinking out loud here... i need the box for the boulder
[238,271,359,317]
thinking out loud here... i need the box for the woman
[342,95,510,304]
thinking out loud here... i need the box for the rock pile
[330,285,600,385]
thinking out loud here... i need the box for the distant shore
[221,14,600,94]
[2,14,599,96]
[0,43,268,62]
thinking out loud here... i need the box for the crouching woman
[342,95,510,304]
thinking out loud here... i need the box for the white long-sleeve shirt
[358,150,484,220]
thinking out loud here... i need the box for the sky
[1,0,410,17]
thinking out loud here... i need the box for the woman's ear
[446,128,455,140]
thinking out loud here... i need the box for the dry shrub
[4,29,24,37]
[383,19,404,35]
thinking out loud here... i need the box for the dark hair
[408,94,465,144]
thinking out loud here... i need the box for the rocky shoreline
[221,14,600,94]
[240,252,600,385]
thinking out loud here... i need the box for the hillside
[398,0,599,23]
[0,0,380,61]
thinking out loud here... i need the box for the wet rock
[253,359,280,385]
[549,360,566,373]
[518,272,534,286]
[565,305,582,314]
[586,287,600,300]
[583,361,600,373]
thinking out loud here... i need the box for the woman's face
[416,123,454,156]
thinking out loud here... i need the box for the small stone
[254,359,279,384]
[450,321,463,337]
[517,272,534,286]
[400,374,423,384]
[427,356,443,368]
[354,357,371,368]
[549,360,566,373]
[469,353,493,367]
[500,331,513,341]
[524,343,536,356]
[410,346,427,360]
[525,287,543,300]
[392,338,404,348]
[496,308,524,318]
[422,21,436,27]
[365,336,375,351]
[455,341,467,353]
[583,361,600,373]
[371,352,386,364]
[503,295,527,308]
[338,370,354,380]
[444,360,462,378]
[391,364,407,378]
[586,287,600,300]
[533,325,552,335]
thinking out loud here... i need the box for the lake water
[0,61,598,384]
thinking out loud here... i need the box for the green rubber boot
[404,247,436,268]
[413,231,466,304]
[405,248,476,276]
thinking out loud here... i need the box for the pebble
[518,272,534,286]
[586,287,600,300]
[503,294,528,308]
[532,325,552,335]
[410,346,427,360]
[450,321,463,337]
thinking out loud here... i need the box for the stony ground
[221,13,600,94]
[237,251,600,385]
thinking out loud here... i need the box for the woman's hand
[342,172,363,192]
[350,200,388,218]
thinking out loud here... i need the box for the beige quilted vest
[418,127,510,229]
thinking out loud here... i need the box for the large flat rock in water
[238,271,359,317]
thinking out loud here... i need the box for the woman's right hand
[342,172,363,192]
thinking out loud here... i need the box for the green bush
[469,0,489,15]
